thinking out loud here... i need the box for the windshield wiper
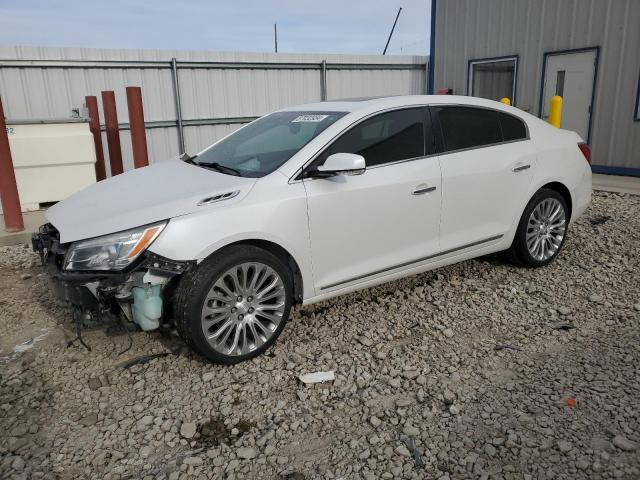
[179,152,196,164]
[197,162,242,176]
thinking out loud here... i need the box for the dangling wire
[118,313,134,356]
[68,306,91,351]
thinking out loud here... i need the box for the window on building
[468,57,518,104]
[319,108,425,167]
[432,106,503,151]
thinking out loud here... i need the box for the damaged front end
[32,222,193,334]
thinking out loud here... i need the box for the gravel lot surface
[1,191,639,480]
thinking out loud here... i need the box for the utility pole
[383,7,402,55]
[274,24,278,53]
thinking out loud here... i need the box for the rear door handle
[512,164,531,172]
[412,186,437,195]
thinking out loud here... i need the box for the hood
[46,159,257,243]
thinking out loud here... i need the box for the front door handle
[512,164,531,172]
[412,186,437,195]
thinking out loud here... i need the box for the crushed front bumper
[32,223,194,328]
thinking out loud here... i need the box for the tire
[509,188,569,267]
[174,245,293,364]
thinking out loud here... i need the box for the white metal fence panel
[183,123,247,157]
[326,68,427,100]
[0,46,427,172]
[177,68,323,119]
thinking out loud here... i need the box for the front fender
[148,182,315,299]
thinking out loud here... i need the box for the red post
[101,90,124,176]
[0,96,24,232]
[126,87,149,168]
[85,96,107,181]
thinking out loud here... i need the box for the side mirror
[311,153,366,178]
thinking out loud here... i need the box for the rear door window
[432,106,502,152]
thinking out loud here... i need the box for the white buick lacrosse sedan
[34,95,592,364]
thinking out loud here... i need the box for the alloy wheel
[200,262,286,356]
[525,197,566,261]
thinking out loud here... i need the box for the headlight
[64,222,166,271]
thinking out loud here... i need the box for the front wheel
[510,188,569,267]
[174,245,293,364]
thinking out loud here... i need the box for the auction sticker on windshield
[291,114,329,123]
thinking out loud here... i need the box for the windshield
[194,111,347,177]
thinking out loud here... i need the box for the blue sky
[0,0,431,55]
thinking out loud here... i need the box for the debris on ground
[564,396,578,408]
[298,370,336,384]
[494,343,522,352]
[115,351,172,369]
[590,214,612,226]
[402,435,425,469]
[10,329,49,355]
[553,322,577,331]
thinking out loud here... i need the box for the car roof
[281,95,510,113]
[279,94,545,128]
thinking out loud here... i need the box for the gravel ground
[1,191,639,480]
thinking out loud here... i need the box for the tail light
[578,142,591,164]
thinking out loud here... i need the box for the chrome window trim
[365,152,440,170]
[435,137,530,157]
[289,103,531,184]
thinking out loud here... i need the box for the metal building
[428,0,640,176]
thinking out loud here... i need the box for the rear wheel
[174,245,292,364]
[510,188,568,267]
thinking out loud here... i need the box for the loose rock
[613,435,638,452]
[236,447,257,459]
[180,422,197,439]
[558,440,573,453]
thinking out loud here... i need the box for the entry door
[303,107,442,293]
[541,49,597,140]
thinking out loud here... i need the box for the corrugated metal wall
[0,47,427,174]
[433,0,640,172]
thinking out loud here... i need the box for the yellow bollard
[499,97,511,106]
[548,95,563,128]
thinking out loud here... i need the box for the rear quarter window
[498,112,528,141]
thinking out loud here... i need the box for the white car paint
[304,153,442,291]
[47,157,256,243]
[46,95,592,305]
[437,140,537,251]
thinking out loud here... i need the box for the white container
[4,119,96,212]
[131,284,162,331]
